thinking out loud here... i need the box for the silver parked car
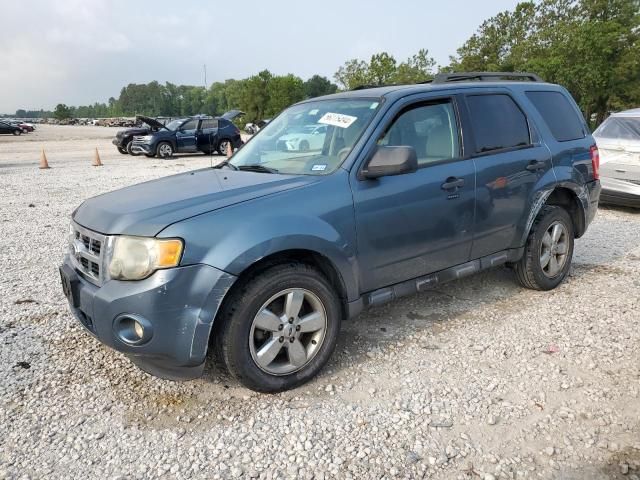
[593,108,640,208]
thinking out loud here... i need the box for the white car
[277,124,327,151]
[593,109,640,208]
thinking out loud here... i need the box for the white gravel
[1,125,639,479]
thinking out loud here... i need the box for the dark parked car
[61,72,600,392]
[112,116,168,155]
[0,121,23,135]
[130,112,244,158]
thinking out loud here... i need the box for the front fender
[160,172,360,301]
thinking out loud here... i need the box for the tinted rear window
[466,94,530,153]
[526,91,585,142]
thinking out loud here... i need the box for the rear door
[175,119,199,152]
[461,90,554,259]
[351,94,476,292]
[196,118,219,153]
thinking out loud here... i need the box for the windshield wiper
[237,164,279,174]
[214,159,238,170]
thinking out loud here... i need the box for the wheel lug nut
[278,324,284,330]
[279,336,284,343]
[289,317,294,324]
[311,340,317,345]
[289,337,295,343]
[296,325,301,331]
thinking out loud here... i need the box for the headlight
[107,236,183,281]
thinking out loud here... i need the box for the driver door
[351,96,476,292]
[175,119,199,153]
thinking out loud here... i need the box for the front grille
[69,222,106,286]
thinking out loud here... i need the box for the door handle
[525,160,546,172]
[441,177,465,190]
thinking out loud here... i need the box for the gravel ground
[1,125,639,479]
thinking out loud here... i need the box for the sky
[0,0,521,114]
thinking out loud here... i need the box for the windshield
[165,119,184,131]
[229,98,381,175]
[595,117,640,141]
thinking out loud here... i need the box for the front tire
[13,129,21,136]
[514,205,574,291]
[215,263,341,393]
[117,146,128,154]
[126,140,140,156]
[156,141,173,158]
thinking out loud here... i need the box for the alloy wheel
[539,221,569,277]
[249,288,327,375]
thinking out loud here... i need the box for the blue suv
[130,113,243,158]
[60,72,601,392]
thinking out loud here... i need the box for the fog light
[114,314,153,345]
[133,321,144,339]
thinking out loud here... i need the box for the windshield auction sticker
[318,112,358,129]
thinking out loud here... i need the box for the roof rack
[432,72,543,84]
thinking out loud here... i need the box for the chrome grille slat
[69,222,106,286]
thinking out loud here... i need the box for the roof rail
[432,72,543,84]
[350,84,400,91]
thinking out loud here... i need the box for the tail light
[590,145,600,180]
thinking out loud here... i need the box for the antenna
[203,64,207,90]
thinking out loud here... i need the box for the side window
[181,119,198,131]
[378,100,460,166]
[466,94,530,153]
[526,91,585,142]
[200,118,219,130]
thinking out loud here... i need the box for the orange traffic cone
[92,148,103,167]
[39,148,50,169]
[226,141,233,158]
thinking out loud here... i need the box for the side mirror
[362,146,418,179]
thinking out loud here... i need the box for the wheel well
[545,187,585,237]
[227,250,349,320]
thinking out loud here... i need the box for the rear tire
[514,205,574,291]
[13,129,21,136]
[214,263,341,393]
[217,139,231,156]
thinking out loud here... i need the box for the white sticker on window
[311,164,327,171]
[318,112,357,129]
[308,109,319,115]
[370,102,379,109]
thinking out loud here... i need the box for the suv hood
[136,115,168,130]
[73,169,317,236]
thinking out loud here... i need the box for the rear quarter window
[525,91,585,142]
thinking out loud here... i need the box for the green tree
[53,104,71,120]
[334,49,437,89]
[267,74,305,115]
[303,75,338,98]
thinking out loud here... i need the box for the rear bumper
[60,255,236,380]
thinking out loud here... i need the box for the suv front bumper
[60,255,236,380]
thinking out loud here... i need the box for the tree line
[8,0,639,127]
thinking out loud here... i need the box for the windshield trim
[229,96,384,176]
